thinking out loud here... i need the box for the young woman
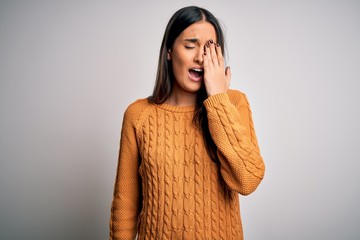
[110,6,265,240]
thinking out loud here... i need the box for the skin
[167,21,231,106]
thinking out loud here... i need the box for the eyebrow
[184,38,199,43]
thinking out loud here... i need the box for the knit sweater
[110,90,265,240]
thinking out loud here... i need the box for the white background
[1,0,359,239]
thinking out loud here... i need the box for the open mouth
[188,68,204,81]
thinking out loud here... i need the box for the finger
[215,43,224,67]
[209,40,218,65]
[204,41,213,69]
[203,47,210,72]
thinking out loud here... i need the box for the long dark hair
[148,6,225,161]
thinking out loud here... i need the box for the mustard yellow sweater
[110,90,265,240]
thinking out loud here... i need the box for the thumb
[225,66,231,82]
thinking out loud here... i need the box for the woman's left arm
[204,91,265,195]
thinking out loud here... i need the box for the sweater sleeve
[110,104,142,240]
[203,91,265,195]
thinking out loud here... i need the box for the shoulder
[123,97,154,116]
[122,98,153,125]
[227,89,248,106]
[124,98,150,115]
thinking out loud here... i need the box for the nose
[194,48,204,64]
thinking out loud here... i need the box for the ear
[167,49,172,60]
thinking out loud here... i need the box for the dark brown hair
[148,6,225,161]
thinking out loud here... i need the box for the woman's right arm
[109,105,142,240]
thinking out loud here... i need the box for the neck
[166,84,197,107]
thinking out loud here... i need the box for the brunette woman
[110,6,265,240]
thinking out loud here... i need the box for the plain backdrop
[1,0,359,239]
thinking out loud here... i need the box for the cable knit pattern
[110,89,265,240]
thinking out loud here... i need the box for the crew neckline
[156,102,196,113]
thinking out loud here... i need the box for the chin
[185,84,202,93]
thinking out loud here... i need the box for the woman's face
[168,21,217,98]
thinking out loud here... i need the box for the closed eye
[185,46,195,49]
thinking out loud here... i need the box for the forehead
[177,21,217,42]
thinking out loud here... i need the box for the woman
[110,6,265,240]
